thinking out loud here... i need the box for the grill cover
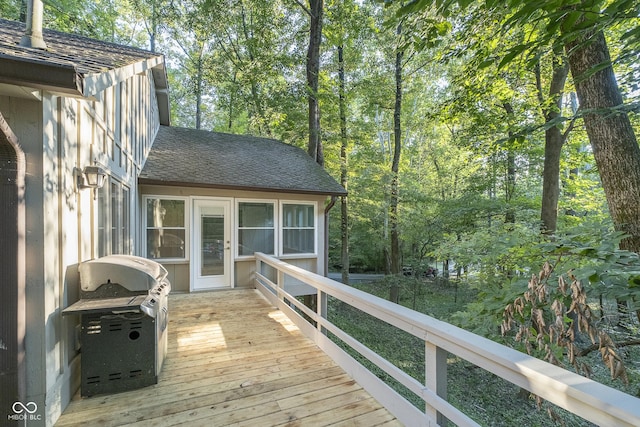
[78,254,168,292]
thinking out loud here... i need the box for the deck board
[55,289,402,426]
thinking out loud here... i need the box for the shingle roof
[0,19,160,74]
[139,126,347,196]
[0,18,169,122]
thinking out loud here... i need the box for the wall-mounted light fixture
[77,166,107,190]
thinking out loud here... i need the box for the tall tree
[402,0,640,251]
[164,0,217,129]
[131,0,169,52]
[296,0,324,165]
[562,7,640,253]
[390,19,403,275]
[324,0,378,279]
[337,43,350,284]
[208,0,298,137]
[502,101,516,225]
[537,50,570,234]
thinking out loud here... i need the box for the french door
[191,198,232,290]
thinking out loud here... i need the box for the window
[281,203,315,255]
[237,201,275,256]
[122,187,130,253]
[145,197,187,259]
[97,184,108,257]
[97,178,131,256]
[111,182,119,253]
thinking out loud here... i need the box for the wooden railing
[254,253,640,427]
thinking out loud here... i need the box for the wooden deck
[56,289,402,426]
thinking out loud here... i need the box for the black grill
[63,255,170,397]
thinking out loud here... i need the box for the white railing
[254,253,640,427]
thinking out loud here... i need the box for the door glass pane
[201,214,224,276]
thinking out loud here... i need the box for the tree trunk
[389,22,403,302]
[502,102,516,224]
[149,1,156,52]
[228,71,237,131]
[195,55,203,130]
[338,45,349,285]
[390,24,403,276]
[565,92,580,217]
[538,54,570,235]
[20,0,27,22]
[564,29,640,254]
[306,0,324,166]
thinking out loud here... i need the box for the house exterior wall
[0,67,161,426]
[139,184,330,292]
[0,95,48,425]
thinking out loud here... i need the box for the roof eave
[0,55,83,96]
[138,178,348,197]
[0,53,170,120]
[152,64,170,126]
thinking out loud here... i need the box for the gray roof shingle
[139,126,347,196]
[0,18,169,119]
[0,18,161,75]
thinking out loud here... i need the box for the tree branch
[291,0,311,17]
[577,339,640,357]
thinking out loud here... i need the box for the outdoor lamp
[77,165,107,190]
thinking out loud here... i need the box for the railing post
[426,341,448,425]
[255,255,261,286]
[317,290,327,335]
[277,270,285,301]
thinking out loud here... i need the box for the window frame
[279,201,317,257]
[96,177,132,257]
[143,195,189,261]
[235,199,277,259]
[97,180,109,258]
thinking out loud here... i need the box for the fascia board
[81,55,165,97]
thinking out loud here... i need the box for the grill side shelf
[62,295,149,315]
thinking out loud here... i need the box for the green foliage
[503,261,629,383]
[438,223,544,288]
[0,0,21,20]
[451,221,640,342]
[542,224,640,313]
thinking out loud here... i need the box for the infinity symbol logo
[12,401,38,414]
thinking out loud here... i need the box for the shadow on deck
[55,289,402,426]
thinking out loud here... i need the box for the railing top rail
[255,252,640,426]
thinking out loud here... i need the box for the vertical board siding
[0,137,20,422]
